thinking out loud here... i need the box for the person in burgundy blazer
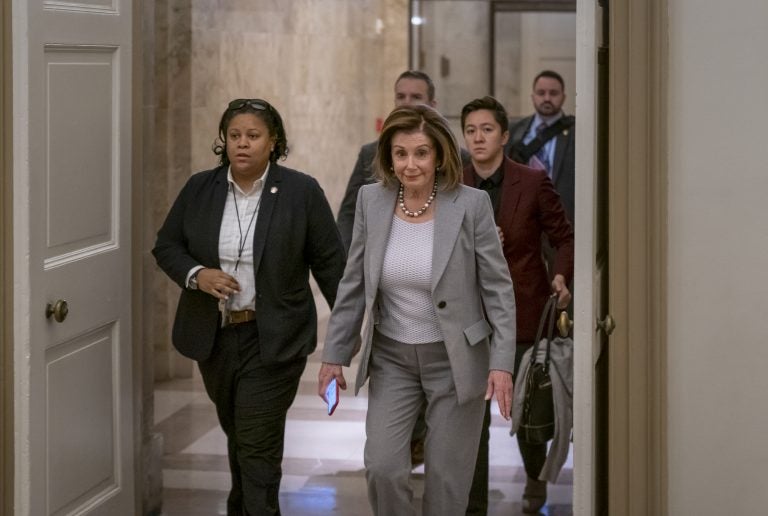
[463,161,573,344]
[153,98,345,515]
[461,96,574,514]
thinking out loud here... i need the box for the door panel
[47,326,117,514]
[23,1,134,514]
[45,48,115,256]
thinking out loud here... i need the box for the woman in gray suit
[318,105,517,516]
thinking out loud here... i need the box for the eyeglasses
[227,98,268,111]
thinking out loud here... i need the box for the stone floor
[155,303,573,516]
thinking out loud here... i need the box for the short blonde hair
[373,105,462,190]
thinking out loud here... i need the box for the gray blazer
[337,141,473,253]
[323,181,517,404]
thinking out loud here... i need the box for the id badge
[219,297,229,328]
[219,269,240,328]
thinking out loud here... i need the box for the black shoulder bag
[509,115,575,165]
[519,295,558,444]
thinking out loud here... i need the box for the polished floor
[155,304,573,516]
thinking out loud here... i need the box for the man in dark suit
[153,98,346,515]
[504,70,575,229]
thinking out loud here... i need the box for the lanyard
[231,184,262,272]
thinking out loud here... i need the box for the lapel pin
[270,186,278,194]
[563,129,569,136]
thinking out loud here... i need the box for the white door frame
[11,0,33,506]
[574,0,668,513]
[573,0,597,513]
[1,0,13,512]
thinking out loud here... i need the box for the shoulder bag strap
[511,115,575,164]
[530,294,558,368]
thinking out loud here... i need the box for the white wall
[666,1,768,513]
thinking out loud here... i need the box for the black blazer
[153,164,346,364]
[336,141,378,253]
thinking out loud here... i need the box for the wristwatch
[188,269,201,290]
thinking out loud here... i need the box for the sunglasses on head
[228,98,268,111]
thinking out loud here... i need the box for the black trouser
[465,342,547,515]
[198,321,306,516]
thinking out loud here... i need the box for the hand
[496,226,505,246]
[318,362,347,402]
[551,274,572,309]
[485,369,513,420]
[197,268,240,301]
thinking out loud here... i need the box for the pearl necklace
[398,178,438,218]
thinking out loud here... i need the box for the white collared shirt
[218,164,269,311]
[185,164,269,310]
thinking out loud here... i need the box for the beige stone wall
[187,0,408,210]
[146,0,408,381]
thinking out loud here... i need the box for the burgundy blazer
[463,157,574,344]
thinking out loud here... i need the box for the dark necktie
[534,122,551,176]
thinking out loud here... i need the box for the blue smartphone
[325,378,339,416]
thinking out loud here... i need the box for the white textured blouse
[377,216,443,344]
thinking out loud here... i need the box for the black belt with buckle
[224,309,257,326]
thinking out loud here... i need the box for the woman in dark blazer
[153,98,345,515]
[317,105,517,516]
[461,96,574,514]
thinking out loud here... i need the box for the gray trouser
[365,331,486,516]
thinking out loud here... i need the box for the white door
[572,0,599,513]
[15,0,134,514]
[518,12,576,116]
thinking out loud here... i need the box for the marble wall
[145,0,408,382]
[186,0,409,210]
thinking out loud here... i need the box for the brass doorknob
[597,314,615,336]
[45,299,69,323]
[557,310,573,337]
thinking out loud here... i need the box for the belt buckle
[226,309,256,326]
